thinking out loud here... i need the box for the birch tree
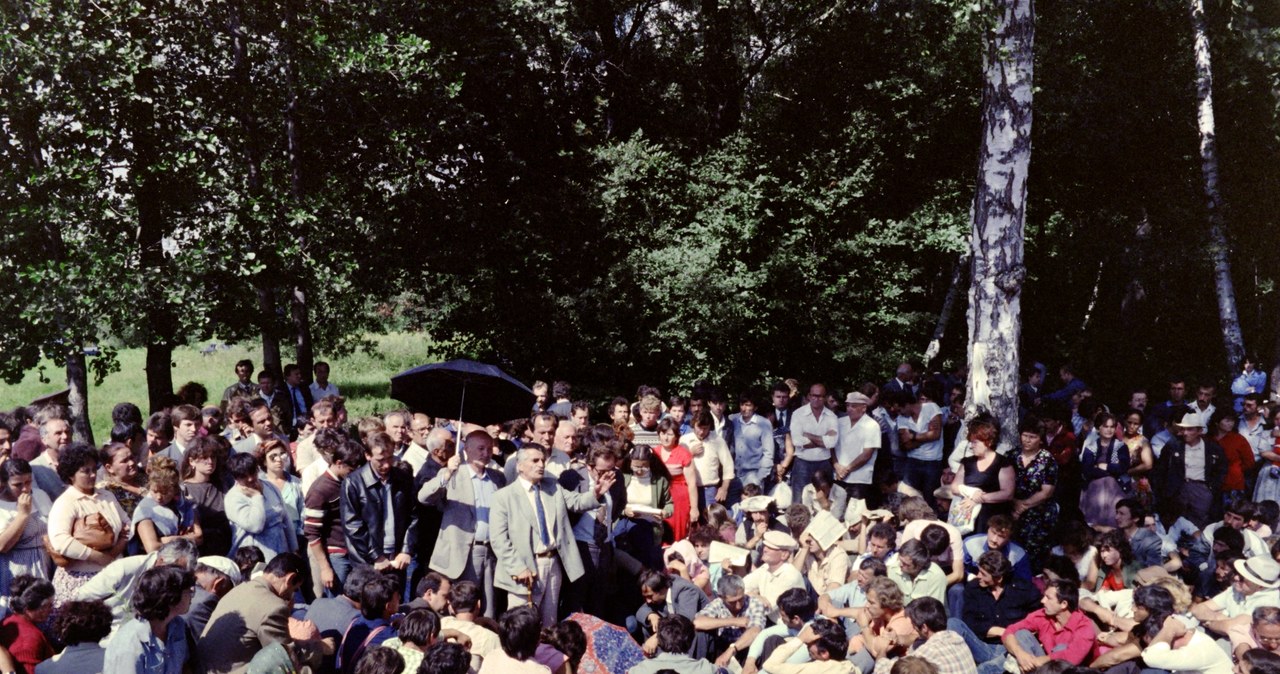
[1189,0,1247,375]
[966,0,1033,451]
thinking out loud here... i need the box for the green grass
[0,332,440,442]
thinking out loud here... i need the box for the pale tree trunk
[965,0,1033,453]
[923,252,970,368]
[1189,0,1246,375]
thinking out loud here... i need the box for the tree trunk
[923,252,970,368]
[144,344,174,414]
[965,0,1034,453]
[257,284,282,376]
[64,351,92,445]
[1189,0,1246,375]
[282,0,314,381]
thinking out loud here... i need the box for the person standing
[559,443,626,619]
[340,433,419,583]
[789,384,839,496]
[220,360,258,412]
[1152,412,1227,528]
[489,445,606,627]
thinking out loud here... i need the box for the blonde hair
[146,455,181,495]
[1152,577,1193,613]
[638,395,662,414]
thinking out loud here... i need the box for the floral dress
[1014,448,1059,567]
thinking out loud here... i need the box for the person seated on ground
[890,539,948,604]
[795,517,851,596]
[1206,499,1272,559]
[762,617,856,674]
[743,588,819,674]
[819,556,888,633]
[1192,557,1280,636]
[1000,580,1095,672]
[442,580,502,669]
[351,646,404,674]
[628,614,718,674]
[1155,500,1207,583]
[538,622,585,674]
[338,573,401,674]
[72,537,224,634]
[1093,530,1142,593]
[855,520,899,565]
[103,566,196,674]
[1083,564,1183,634]
[1051,521,1100,591]
[380,608,440,674]
[418,642,471,674]
[306,564,379,648]
[848,578,915,674]
[186,562,237,635]
[477,605,553,674]
[877,597,975,674]
[695,574,767,668]
[0,575,54,674]
[1231,606,1280,660]
[962,515,1032,581]
[199,551,308,674]
[33,599,112,674]
[802,469,849,523]
[664,539,711,596]
[405,571,451,613]
[955,551,1041,647]
[1136,613,1233,674]
[1240,648,1280,674]
[737,495,790,567]
[1113,499,1164,569]
[635,568,709,657]
[687,525,726,594]
[743,531,806,623]
[898,497,965,585]
[1089,583,1179,671]
[892,655,941,674]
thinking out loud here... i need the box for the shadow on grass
[341,382,392,399]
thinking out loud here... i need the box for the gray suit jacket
[490,476,598,594]
[418,464,507,578]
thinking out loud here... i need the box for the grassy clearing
[0,332,439,442]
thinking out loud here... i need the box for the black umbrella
[389,359,535,426]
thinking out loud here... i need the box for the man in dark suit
[340,433,420,585]
[559,441,627,620]
[764,381,795,490]
[283,364,314,440]
[882,362,918,398]
[1151,412,1227,528]
[635,569,710,658]
[200,552,307,674]
[257,370,294,438]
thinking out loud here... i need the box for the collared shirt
[696,596,767,642]
[570,471,611,545]
[1240,417,1271,461]
[962,535,1031,581]
[1212,586,1280,618]
[743,562,807,622]
[681,432,736,486]
[441,617,501,659]
[1186,440,1208,481]
[836,414,881,484]
[910,630,978,674]
[898,402,944,461]
[471,467,497,543]
[310,381,340,400]
[103,616,190,674]
[518,477,557,552]
[802,548,851,593]
[1151,429,1173,459]
[1189,403,1217,430]
[962,577,1042,640]
[763,638,857,674]
[627,651,719,674]
[888,560,948,604]
[731,413,775,471]
[1002,609,1096,664]
[1141,630,1233,674]
[48,487,130,573]
[34,642,104,674]
[790,405,839,462]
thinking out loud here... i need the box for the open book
[709,541,753,567]
[803,510,848,551]
[627,504,665,518]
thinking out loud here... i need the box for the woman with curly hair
[103,565,196,673]
[34,599,112,674]
[130,456,202,554]
[0,459,52,597]
[0,575,55,674]
[1095,528,1140,592]
[46,443,129,603]
[181,436,232,557]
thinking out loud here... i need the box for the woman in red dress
[655,418,699,542]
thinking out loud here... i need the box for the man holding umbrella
[491,443,614,626]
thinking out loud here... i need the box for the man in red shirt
[1001,580,1096,672]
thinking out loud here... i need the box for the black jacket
[962,576,1042,641]
[559,466,627,528]
[340,463,420,564]
[1151,436,1227,500]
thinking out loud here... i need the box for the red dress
[659,445,694,542]
[0,614,53,674]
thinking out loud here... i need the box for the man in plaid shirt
[876,597,976,674]
[695,575,768,668]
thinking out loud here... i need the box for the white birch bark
[1189,0,1247,374]
[965,0,1033,452]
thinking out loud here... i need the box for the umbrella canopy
[566,613,645,674]
[389,358,534,426]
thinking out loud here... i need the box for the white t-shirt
[1141,629,1233,674]
[898,403,944,461]
[836,414,881,485]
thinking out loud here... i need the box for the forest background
[3,0,1279,445]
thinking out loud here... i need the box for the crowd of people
[1,357,1280,674]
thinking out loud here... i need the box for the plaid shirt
[910,631,978,674]
[696,596,768,641]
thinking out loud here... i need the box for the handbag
[947,485,983,536]
[43,512,117,567]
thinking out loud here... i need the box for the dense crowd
[2,357,1280,674]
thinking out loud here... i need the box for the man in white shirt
[789,383,839,495]
[31,408,71,497]
[1192,557,1280,636]
[1240,394,1270,460]
[310,361,340,400]
[743,531,806,622]
[897,396,945,496]
[835,392,881,504]
[1188,383,1218,430]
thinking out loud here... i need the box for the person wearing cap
[1151,411,1227,528]
[834,392,882,506]
[1192,556,1280,635]
[743,530,806,623]
[736,494,789,566]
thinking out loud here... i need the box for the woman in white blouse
[46,444,130,604]
[0,458,53,598]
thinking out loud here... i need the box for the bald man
[418,430,507,618]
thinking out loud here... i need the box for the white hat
[741,495,775,513]
[1174,413,1204,429]
[1235,557,1280,589]
[762,531,799,552]
[845,392,872,406]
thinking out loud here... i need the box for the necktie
[593,486,608,545]
[533,484,550,547]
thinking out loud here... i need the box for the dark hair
[656,614,694,654]
[541,621,586,672]
[56,442,99,484]
[448,580,483,614]
[691,410,714,430]
[987,514,1014,535]
[10,575,54,614]
[353,646,405,674]
[497,605,542,661]
[919,524,950,558]
[978,550,1012,580]
[0,457,32,485]
[809,618,848,660]
[112,402,144,427]
[262,550,305,579]
[146,412,174,441]
[335,566,376,601]
[859,556,889,576]
[398,608,440,647]
[639,569,673,594]
[226,452,259,481]
[360,574,400,620]
[1116,498,1147,521]
[1133,585,1175,616]
[234,546,266,577]
[133,566,195,621]
[1047,580,1080,612]
[1042,554,1080,584]
[415,571,449,600]
[777,587,816,622]
[53,600,113,645]
[180,435,223,481]
[905,597,948,633]
[418,642,470,674]
[811,469,834,493]
[656,417,681,435]
[110,422,142,444]
[1098,529,1133,568]
[1133,611,1172,643]
[898,539,931,571]
[1216,526,1246,555]
[1241,649,1280,674]
[868,522,897,546]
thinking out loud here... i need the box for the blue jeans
[948,617,1008,674]
[906,458,944,497]
[327,553,352,598]
[790,458,830,495]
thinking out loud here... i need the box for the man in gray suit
[490,443,611,627]
[417,429,507,618]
